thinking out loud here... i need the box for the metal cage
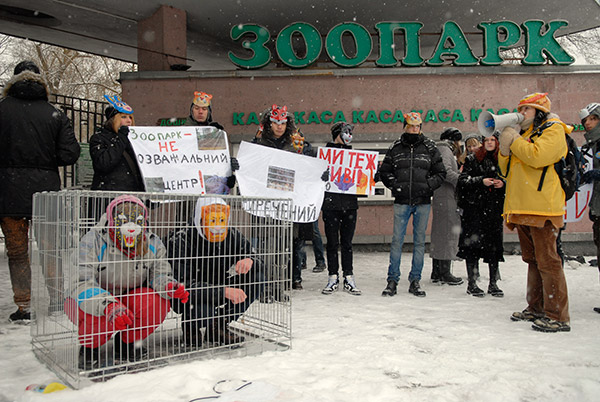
[30,190,292,388]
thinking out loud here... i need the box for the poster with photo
[128,126,232,194]
[317,147,378,195]
[236,141,327,223]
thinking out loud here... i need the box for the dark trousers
[592,215,600,265]
[322,209,357,277]
[0,217,31,310]
[516,221,570,322]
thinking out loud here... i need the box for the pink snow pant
[65,287,171,349]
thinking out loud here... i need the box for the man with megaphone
[497,92,571,333]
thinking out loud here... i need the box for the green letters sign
[228,19,574,69]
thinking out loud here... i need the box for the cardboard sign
[317,147,378,195]
[128,126,232,194]
[236,141,327,223]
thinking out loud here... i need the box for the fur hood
[2,70,50,100]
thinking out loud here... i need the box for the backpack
[531,122,584,201]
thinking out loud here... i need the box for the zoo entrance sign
[229,20,574,69]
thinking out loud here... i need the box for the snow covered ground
[1,249,600,402]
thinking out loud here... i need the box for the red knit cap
[517,92,551,113]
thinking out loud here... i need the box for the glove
[209,121,225,130]
[582,169,600,184]
[117,125,130,137]
[235,258,253,274]
[498,126,520,156]
[224,287,247,304]
[230,157,239,172]
[321,169,329,182]
[166,282,189,304]
[105,302,134,331]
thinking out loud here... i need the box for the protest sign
[128,126,232,194]
[317,147,378,195]
[236,141,327,223]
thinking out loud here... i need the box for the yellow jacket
[498,116,569,220]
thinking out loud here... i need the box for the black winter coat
[167,225,264,290]
[456,152,505,263]
[378,133,446,205]
[0,71,80,218]
[89,126,145,191]
[322,142,358,211]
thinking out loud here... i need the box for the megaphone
[477,111,524,136]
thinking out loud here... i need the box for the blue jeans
[387,203,431,283]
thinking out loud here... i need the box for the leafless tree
[0,34,136,100]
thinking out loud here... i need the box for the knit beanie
[517,92,551,113]
[14,60,40,75]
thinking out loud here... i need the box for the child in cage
[66,195,189,369]
[167,197,266,347]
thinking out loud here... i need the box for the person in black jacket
[378,112,446,298]
[0,60,80,322]
[89,96,144,192]
[167,197,265,347]
[185,91,237,194]
[457,134,505,298]
[321,122,362,296]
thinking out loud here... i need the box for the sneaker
[312,262,326,273]
[531,317,571,333]
[510,309,544,322]
[343,275,362,296]
[408,280,426,297]
[322,275,339,294]
[9,308,31,323]
[382,280,397,297]
[292,280,303,290]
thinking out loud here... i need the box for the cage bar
[30,190,292,388]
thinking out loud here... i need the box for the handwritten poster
[317,147,378,195]
[236,141,327,223]
[128,126,232,194]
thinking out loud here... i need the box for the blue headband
[104,95,133,114]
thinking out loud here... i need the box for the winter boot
[78,346,100,370]
[431,259,441,284]
[439,260,464,286]
[343,275,362,296]
[487,262,504,297]
[531,317,571,333]
[312,262,326,273]
[466,260,484,297]
[322,274,339,295]
[208,317,245,346]
[8,307,31,323]
[381,280,397,297]
[594,307,600,314]
[408,280,426,297]
[113,333,148,363]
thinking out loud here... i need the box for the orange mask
[201,204,230,243]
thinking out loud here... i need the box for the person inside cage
[66,195,189,369]
[167,196,266,348]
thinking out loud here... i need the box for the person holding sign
[498,92,570,332]
[90,95,144,192]
[252,104,326,290]
[184,91,237,194]
[321,122,361,296]
[378,112,446,298]
[578,102,600,314]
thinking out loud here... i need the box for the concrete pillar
[137,5,187,71]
